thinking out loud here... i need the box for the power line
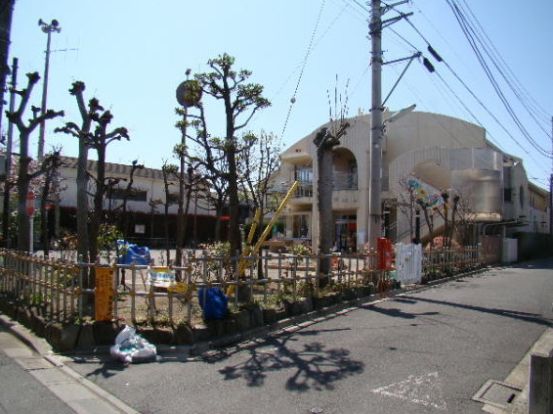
[448,0,551,158]
[281,0,327,139]
[338,0,551,175]
[383,0,552,164]
[459,0,551,124]
[453,0,551,142]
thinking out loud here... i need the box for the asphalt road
[67,258,553,414]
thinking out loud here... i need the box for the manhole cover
[473,380,521,409]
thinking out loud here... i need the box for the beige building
[54,156,216,245]
[273,110,550,251]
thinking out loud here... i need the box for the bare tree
[55,81,103,261]
[148,197,162,242]
[186,102,229,242]
[6,72,63,251]
[314,80,350,287]
[161,161,178,263]
[115,159,144,236]
[87,110,129,262]
[194,53,270,260]
[38,149,62,256]
[240,130,281,230]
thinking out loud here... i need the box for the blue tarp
[117,240,151,265]
[198,287,228,320]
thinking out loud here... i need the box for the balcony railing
[292,174,358,198]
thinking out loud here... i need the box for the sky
[6,0,553,190]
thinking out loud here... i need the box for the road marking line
[371,371,447,410]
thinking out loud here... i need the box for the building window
[504,188,512,202]
[166,193,179,204]
[519,186,524,208]
[295,167,312,182]
[292,215,309,238]
[109,188,147,202]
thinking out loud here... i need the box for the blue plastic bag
[198,287,228,320]
[117,240,151,265]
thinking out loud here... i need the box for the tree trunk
[76,137,89,261]
[16,132,31,252]
[40,173,52,256]
[214,202,223,242]
[226,141,241,265]
[317,146,334,288]
[89,145,106,263]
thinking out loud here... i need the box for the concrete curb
[186,265,491,358]
[1,265,491,362]
[0,312,140,414]
[0,313,51,355]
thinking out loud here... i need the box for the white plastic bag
[110,325,157,363]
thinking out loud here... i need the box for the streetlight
[175,71,202,268]
[37,18,61,161]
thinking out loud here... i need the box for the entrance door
[335,215,357,252]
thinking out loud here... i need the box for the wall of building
[275,111,550,251]
[57,162,213,217]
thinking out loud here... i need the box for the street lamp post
[175,70,202,270]
[37,18,61,161]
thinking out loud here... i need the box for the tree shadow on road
[360,302,440,319]
[400,295,553,327]
[209,328,364,392]
[70,354,128,379]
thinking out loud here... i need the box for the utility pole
[367,0,384,249]
[37,19,61,161]
[550,116,552,235]
[0,0,14,141]
[2,57,17,247]
[366,0,414,249]
[175,69,201,273]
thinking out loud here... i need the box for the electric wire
[453,0,552,144]
[345,0,550,177]
[280,0,327,139]
[382,0,552,167]
[448,0,551,158]
[459,0,551,124]
[272,1,348,100]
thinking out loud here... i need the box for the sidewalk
[0,313,139,414]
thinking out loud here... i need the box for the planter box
[174,323,194,345]
[262,308,286,325]
[192,324,210,342]
[206,320,225,338]
[249,306,264,328]
[234,309,251,331]
[138,327,174,344]
[342,288,358,301]
[76,323,95,349]
[93,321,122,346]
[313,294,339,309]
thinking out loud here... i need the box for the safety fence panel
[394,243,422,285]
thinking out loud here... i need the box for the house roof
[60,156,165,180]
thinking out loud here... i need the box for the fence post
[186,259,192,324]
[130,264,137,324]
